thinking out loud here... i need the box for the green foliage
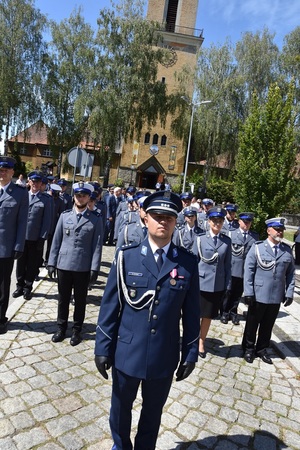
[234,83,296,237]
[114,178,125,187]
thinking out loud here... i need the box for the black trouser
[0,257,14,324]
[222,276,243,317]
[295,242,300,265]
[56,269,90,332]
[16,240,40,290]
[242,301,280,354]
[110,367,173,450]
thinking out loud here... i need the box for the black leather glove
[36,238,45,252]
[89,271,98,285]
[47,266,56,279]
[13,251,23,260]
[244,296,256,307]
[175,362,195,382]
[95,356,112,380]
[283,297,293,307]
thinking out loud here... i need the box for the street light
[181,98,211,193]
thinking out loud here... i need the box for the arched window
[161,135,167,146]
[152,134,159,145]
[144,132,150,144]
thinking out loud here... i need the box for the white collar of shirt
[30,190,40,196]
[74,207,87,215]
[1,182,10,192]
[209,230,219,239]
[187,225,194,231]
[148,240,170,260]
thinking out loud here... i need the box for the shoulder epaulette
[254,240,263,245]
[121,241,140,250]
[62,209,72,214]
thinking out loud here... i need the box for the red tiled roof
[10,121,49,145]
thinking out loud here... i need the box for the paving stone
[13,427,50,450]
[10,412,35,431]
[45,415,79,438]
[31,403,59,421]
[1,397,26,415]
[0,437,18,449]
[0,418,15,438]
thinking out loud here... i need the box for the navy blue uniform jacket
[95,240,200,380]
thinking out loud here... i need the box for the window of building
[152,134,159,145]
[161,77,165,84]
[42,147,53,157]
[161,135,167,146]
[20,146,26,155]
[144,132,150,144]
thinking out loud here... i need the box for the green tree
[0,0,46,153]
[42,8,96,176]
[77,0,171,181]
[234,83,296,237]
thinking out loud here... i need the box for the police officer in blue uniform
[221,212,259,325]
[57,178,73,210]
[193,206,231,357]
[0,157,29,334]
[176,192,193,226]
[221,203,239,234]
[197,198,214,230]
[94,191,200,450]
[116,196,148,249]
[48,182,103,346]
[172,207,203,253]
[13,171,52,300]
[242,217,295,364]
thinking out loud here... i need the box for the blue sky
[35,0,300,48]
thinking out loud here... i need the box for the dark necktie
[142,226,147,238]
[213,235,217,246]
[274,246,278,257]
[243,232,247,242]
[77,213,82,223]
[156,249,164,271]
[0,188,3,198]
[190,229,193,239]
[31,194,35,201]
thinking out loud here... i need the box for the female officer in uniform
[193,206,231,358]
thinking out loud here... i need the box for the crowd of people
[0,155,295,450]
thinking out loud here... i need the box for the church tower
[111,0,203,190]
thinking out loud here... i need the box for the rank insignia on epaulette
[173,248,178,258]
[141,245,147,256]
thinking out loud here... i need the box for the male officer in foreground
[48,182,103,346]
[94,191,200,450]
[242,217,295,364]
[0,157,29,334]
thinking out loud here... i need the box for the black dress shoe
[232,316,240,325]
[12,287,24,298]
[198,351,206,359]
[23,290,32,300]
[244,351,254,363]
[0,322,8,334]
[70,332,82,346]
[52,330,66,343]
[256,351,272,364]
[220,314,228,324]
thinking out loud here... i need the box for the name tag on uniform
[128,272,143,277]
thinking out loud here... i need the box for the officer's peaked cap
[207,206,226,218]
[57,178,68,186]
[202,198,214,205]
[225,203,238,211]
[0,156,16,168]
[143,191,182,217]
[183,206,198,216]
[28,171,43,181]
[265,217,286,228]
[239,212,254,221]
[50,183,62,192]
[73,181,94,195]
[180,192,193,200]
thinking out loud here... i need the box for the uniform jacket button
[151,329,156,334]
[154,300,159,305]
[156,286,161,291]
[153,315,158,320]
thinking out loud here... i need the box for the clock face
[161,45,178,68]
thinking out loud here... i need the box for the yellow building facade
[109,0,203,189]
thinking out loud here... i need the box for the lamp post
[182,98,211,193]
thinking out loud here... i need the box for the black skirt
[200,290,224,319]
